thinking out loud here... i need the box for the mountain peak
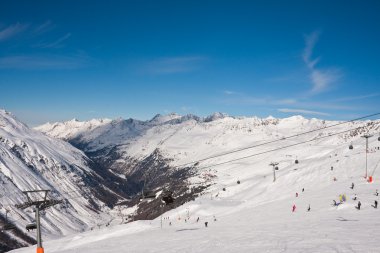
[204,112,229,122]
[150,113,181,124]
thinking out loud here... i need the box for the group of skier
[350,183,379,210]
[332,183,379,210]
[292,183,379,213]
[292,188,309,212]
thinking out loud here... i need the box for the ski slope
[11,114,380,253]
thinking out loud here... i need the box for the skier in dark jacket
[351,182,354,189]
[356,201,361,210]
[373,200,378,209]
[204,222,208,227]
[307,204,311,212]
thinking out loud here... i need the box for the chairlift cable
[177,112,380,168]
[194,125,378,170]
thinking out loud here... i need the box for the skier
[307,204,311,212]
[292,204,296,212]
[373,200,378,209]
[204,222,208,227]
[296,192,298,197]
[353,194,357,201]
[351,182,354,189]
[375,189,379,196]
[356,201,361,210]
[196,217,200,222]
[302,188,305,192]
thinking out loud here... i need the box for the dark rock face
[80,146,206,222]
[60,113,230,218]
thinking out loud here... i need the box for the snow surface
[0,110,115,242]
[35,118,112,140]
[11,113,380,252]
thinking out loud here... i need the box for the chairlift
[294,155,299,164]
[2,209,15,231]
[275,166,279,171]
[139,190,156,201]
[26,223,37,232]
[2,223,16,231]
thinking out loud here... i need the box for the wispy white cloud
[278,108,331,116]
[0,23,28,42]
[33,20,54,35]
[221,92,297,106]
[0,54,92,70]
[145,56,206,74]
[34,33,71,48]
[276,99,297,105]
[303,31,320,68]
[303,31,341,94]
[332,93,380,102]
[310,68,340,93]
[223,90,238,95]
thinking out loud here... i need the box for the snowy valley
[1,110,380,253]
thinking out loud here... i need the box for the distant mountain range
[2,109,380,251]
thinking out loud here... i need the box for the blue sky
[0,0,379,126]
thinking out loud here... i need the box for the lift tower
[15,190,62,253]
[362,134,373,179]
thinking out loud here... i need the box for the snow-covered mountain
[26,112,380,253]
[35,118,112,141]
[0,110,131,252]
[4,111,380,252]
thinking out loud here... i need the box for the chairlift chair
[139,190,156,201]
[26,223,37,232]
[275,166,279,170]
[3,223,16,231]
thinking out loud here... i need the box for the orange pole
[37,247,44,253]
